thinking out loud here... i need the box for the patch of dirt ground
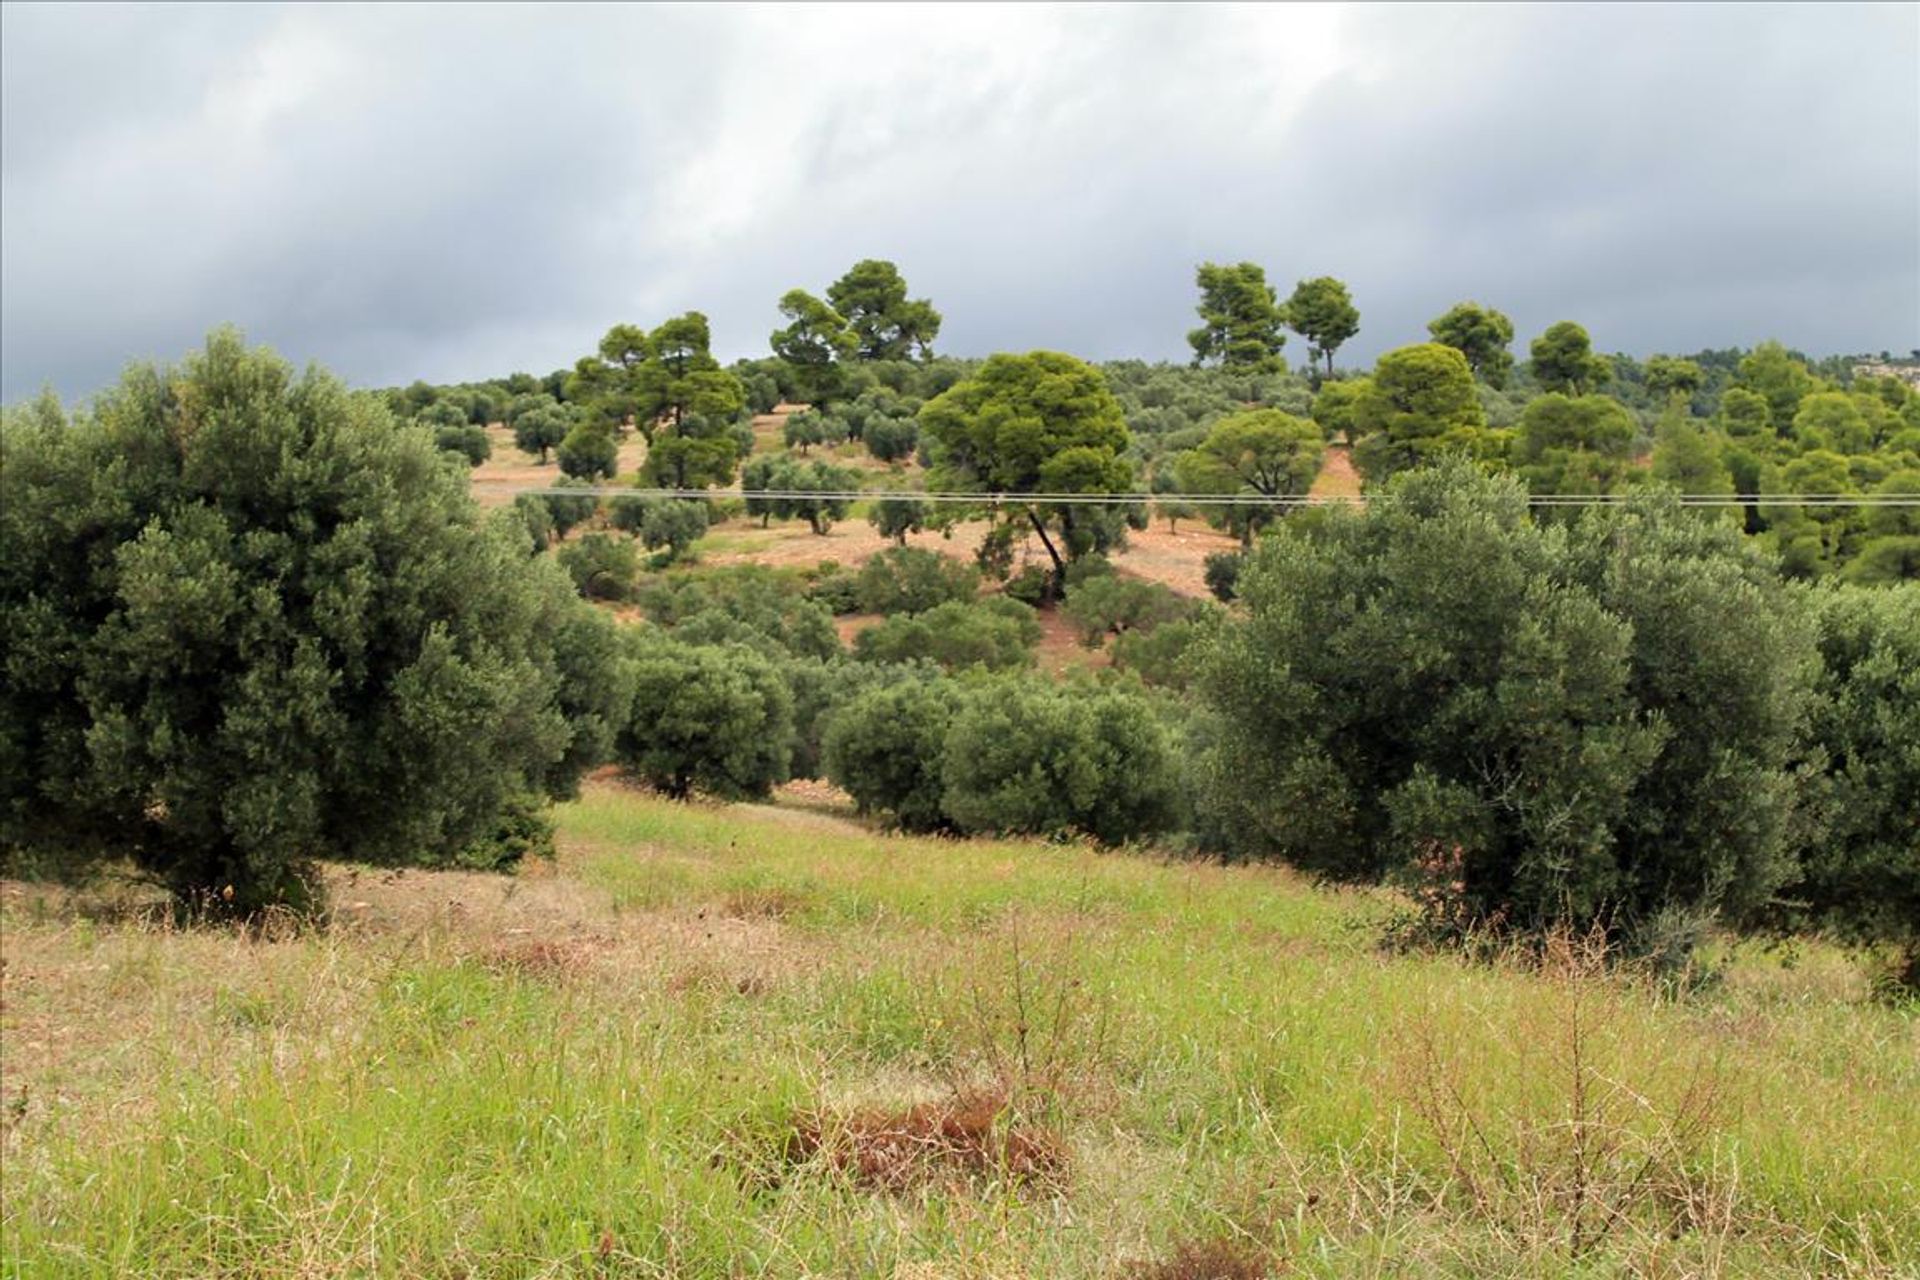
[469,424,651,509]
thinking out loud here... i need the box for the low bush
[637,567,840,661]
[941,678,1181,844]
[1060,574,1195,647]
[615,637,794,800]
[854,546,979,615]
[853,600,1037,672]
[1196,461,1819,948]
[821,678,963,831]
[1111,613,1218,689]
[556,533,640,601]
[433,423,491,466]
[1203,550,1243,602]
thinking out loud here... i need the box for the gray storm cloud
[3,1,1915,402]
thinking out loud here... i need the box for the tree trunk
[1025,506,1066,598]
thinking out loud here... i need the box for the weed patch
[1125,1234,1280,1280]
[776,1087,1068,1193]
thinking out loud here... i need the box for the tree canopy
[770,289,859,406]
[826,259,942,361]
[1188,262,1286,372]
[1350,343,1490,483]
[0,330,622,913]
[1174,409,1325,544]
[918,350,1135,593]
[1427,302,1516,389]
[1530,321,1613,395]
[1285,276,1361,380]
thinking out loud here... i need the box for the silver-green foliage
[1195,460,1819,940]
[0,330,623,912]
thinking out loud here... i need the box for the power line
[485,485,1920,508]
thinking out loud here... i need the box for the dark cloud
[4,3,1914,402]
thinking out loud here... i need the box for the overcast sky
[3,2,1916,402]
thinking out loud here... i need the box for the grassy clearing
[3,784,1915,1277]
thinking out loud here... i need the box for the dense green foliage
[0,331,621,912]
[770,289,859,406]
[919,351,1136,594]
[826,259,942,361]
[825,674,1180,844]
[1195,462,1821,947]
[1350,343,1490,483]
[820,678,962,832]
[1060,574,1196,646]
[940,677,1182,844]
[1188,262,1286,371]
[867,492,931,544]
[852,546,979,615]
[1530,321,1613,396]
[556,532,641,601]
[1427,301,1517,389]
[1285,276,1361,379]
[1787,584,1920,977]
[1172,409,1325,544]
[853,598,1039,672]
[616,637,793,800]
[740,453,860,534]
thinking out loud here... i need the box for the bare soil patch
[1310,444,1362,500]
[468,424,650,509]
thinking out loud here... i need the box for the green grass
[3,785,1915,1277]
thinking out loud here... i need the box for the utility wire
[484,485,1920,508]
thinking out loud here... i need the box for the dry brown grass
[466,423,652,508]
[1309,445,1363,500]
[780,1086,1068,1193]
[1124,1236,1281,1280]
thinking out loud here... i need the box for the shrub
[541,478,601,539]
[1060,574,1194,647]
[510,493,556,552]
[611,497,709,564]
[1786,583,1920,985]
[1202,550,1244,602]
[822,679,963,831]
[1112,613,1218,689]
[557,422,618,481]
[1196,461,1818,944]
[557,533,640,601]
[0,331,619,914]
[780,656,934,781]
[433,423,491,466]
[940,678,1180,844]
[512,403,572,463]
[853,600,1037,672]
[1004,563,1052,606]
[854,546,979,615]
[615,638,793,800]
[804,564,864,615]
[783,410,827,453]
[868,493,931,544]
[864,415,919,463]
[637,566,841,661]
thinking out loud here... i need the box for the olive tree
[615,637,794,800]
[0,331,622,914]
[1196,461,1818,946]
[1785,583,1920,986]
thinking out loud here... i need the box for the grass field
[4,783,1914,1277]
